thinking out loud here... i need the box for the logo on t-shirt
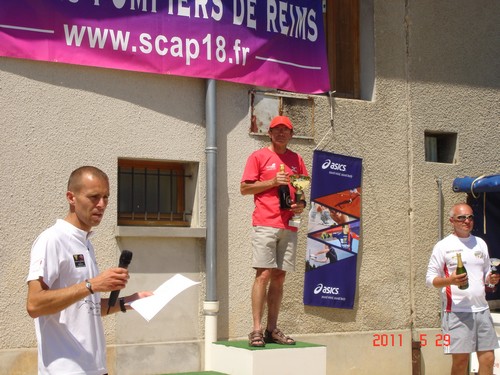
[78,300,101,316]
[266,163,277,171]
[73,254,86,268]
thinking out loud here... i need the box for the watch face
[85,281,93,294]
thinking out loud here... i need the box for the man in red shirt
[241,116,308,347]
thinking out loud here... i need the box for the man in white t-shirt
[426,203,500,375]
[27,166,152,375]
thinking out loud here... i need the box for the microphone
[107,250,133,314]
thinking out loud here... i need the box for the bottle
[487,258,499,292]
[278,164,292,209]
[456,253,469,290]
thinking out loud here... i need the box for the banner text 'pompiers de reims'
[0,0,330,94]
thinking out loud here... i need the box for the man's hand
[488,273,500,286]
[449,270,468,287]
[290,201,306,214]
[240,168,291,196]
[275,170,289,186]
[89,268,130,293]
[432,272,468,289]
[103,290,154,314]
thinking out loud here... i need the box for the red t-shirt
[241,147,308,231]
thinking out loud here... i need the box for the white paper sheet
[130,274,200,322]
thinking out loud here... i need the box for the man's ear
[66,191,75,205]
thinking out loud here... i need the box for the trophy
[288,174,311,227]
[487,258,500,290]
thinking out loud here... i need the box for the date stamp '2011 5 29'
[372,333,450,347]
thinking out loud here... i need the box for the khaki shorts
[251,226,297,272]
[442,310,499,354]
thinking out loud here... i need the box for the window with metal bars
[117,159,192,226]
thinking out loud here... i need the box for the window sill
[115,226,206,238]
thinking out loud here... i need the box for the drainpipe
[204,78,219,370]
[437,177,443,240]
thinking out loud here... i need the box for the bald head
[67,166,109,193]
[449,203,472,219]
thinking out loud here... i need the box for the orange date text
[372,333,450,347]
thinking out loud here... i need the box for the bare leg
[266,269,286,332]
[450,353,469,375]
[251,268,271,332]
[477,350,494,375]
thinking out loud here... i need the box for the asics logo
[321,159,347,172]
[313,283,340,295]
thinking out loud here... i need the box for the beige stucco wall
[1,0,498,374]
[408,0,500,333]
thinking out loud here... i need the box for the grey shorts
[442,310,499,354]
[251,226,297,272]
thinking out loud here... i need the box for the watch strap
[85,279,94,294]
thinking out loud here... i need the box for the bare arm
[240,179,277,195]
[100,291,154,316]
[27,278,90,318]
[240,173,306,213]
[431,271,468,288]
[240,170,288,196]
[26,267,129,318]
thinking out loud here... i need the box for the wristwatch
[119,297,127,313]
[85,279,94,294]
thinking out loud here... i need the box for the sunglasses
[270,127,292,133]
[454,214,474,222]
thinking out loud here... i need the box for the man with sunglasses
[426,203,500,375]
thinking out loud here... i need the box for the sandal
[248,330,265,347]
[264,328,296,345]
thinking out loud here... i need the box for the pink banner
[0,0,330,94]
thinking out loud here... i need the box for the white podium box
[210,340,326,375]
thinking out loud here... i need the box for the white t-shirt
[27,219,107,375]
[426,233,491,313]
